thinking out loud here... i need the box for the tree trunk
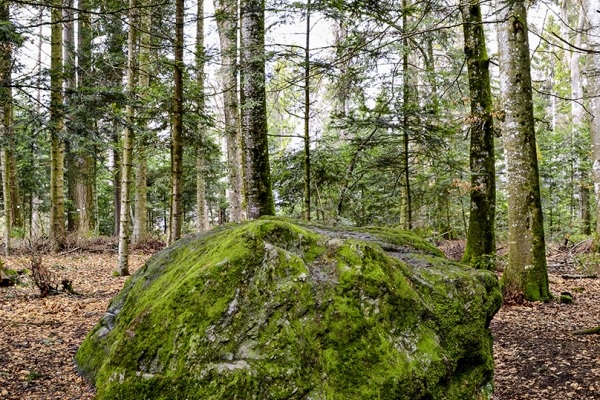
[459,0,496,268]
[401,0,412,230]
[117,0,137,276]
[569,5,589,236]
[497,0,549,301]
[50,0,66,253]
[303,0,311,221]
[132,5,151,244]
[196,0,210,231]
[214,0,244,222]
[0,1,11,255]
[169,0,184,243]
[590,0,600,243]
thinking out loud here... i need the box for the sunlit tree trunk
[169,0,184,243]
[497,0,549,301]
[459,0,496,268]
[117,0,137,275]
[50,0,66,252]
[240,0,275,219]
[132,4,151,243]
[214,0,244,222]
[196,0,210,231]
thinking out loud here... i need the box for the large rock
[75,218,502,399]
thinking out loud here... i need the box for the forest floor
[0,240,599,399]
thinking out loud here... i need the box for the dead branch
[561,274,598,279]
[572,326,600,335]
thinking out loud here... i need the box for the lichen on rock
[75,218,502,399]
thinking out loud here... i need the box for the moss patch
[75,218,502,399]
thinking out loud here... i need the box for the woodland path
[0,245,598,399]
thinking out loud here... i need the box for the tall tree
[589,0,600,243]
[401,0,412,230]
[303,0,311,220]
[459,0,496,268]
[497,0,549,301]
[65,0,96,236]
[0,0,12,255]
[569,4,590,235]
[132,2,151,243]
[50,0,66,252]
[196,0,210,231]
[214,0,244,222]
[169,0,184,243]
[240,0,275,218]
[117,0,137,275]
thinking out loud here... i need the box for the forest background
[1,0,599,286]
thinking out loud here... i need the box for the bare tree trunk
[214,0,244,222]
[169,0,185,243]
[132,5,151,243]
[50,0,66,253]
[497,0,549,301]
[569,5,589,235]
[589,0,600,243]
[401,0,412,230]
[117,0,137,276]
[196,0,210,231]
[303,0,311,221]
[1,2,12,255]
[459,0,496,268]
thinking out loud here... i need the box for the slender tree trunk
[1,1,11,254]
[50,0,66,252]
[31,16,43,239]
[303,0,311,221]
[214,0,244,222]
[497,0,549,301]
[589,0,600,243]
[401,0,412,230]
[64,1,77,232]
[459,0,496,268]
[113,128,122,236]
[132,5,151,243]
[196,0,210,231]
[117,0,137,275]
[169,0,184,243]
[569,5,589,235]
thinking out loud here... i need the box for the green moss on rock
[75,219,502,399]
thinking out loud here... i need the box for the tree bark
[589,1,600,243]
[240,0,275,219]
[132,4,151,244]
[170,0,184,243]
[0,1,12,255]
[117,0,137,276]
[214,0,244,222]
[50,0,66,252]
[401,0,412,230]
[459,0,496,268]
[303,0,311,221]
[196,0,210,231]
[497,0,549,301]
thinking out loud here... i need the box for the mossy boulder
[75,218,502,399]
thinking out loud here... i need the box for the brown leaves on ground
[0,251,150,400]
[493,241,600,400]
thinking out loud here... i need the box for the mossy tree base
[76,218,502,399]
